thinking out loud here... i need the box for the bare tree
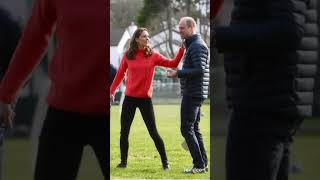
[111,0,143,29]
[136,0,210,57]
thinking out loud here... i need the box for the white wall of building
[110,46,120,67]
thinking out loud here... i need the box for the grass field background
[212,108,320,180]
[212,136,320,180]
[3,138,104,179]
[110,104,211,179]
[2,104,320,179]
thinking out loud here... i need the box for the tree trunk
[166,5,174,57]
[186,0,191,15]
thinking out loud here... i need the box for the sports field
[110,104,211,179]
[2,104,320,179]
[212,135,320,180]
[3,138,104,180]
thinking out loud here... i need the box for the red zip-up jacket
[110,48,184,98]
[0,0,108,115]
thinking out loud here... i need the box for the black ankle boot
[117,162,127,168]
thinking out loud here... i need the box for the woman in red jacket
[110,28,185,170]
[0,0,108,179]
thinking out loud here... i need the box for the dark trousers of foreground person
[34,107,108,180]
[120,96,168,166]
[181,96,207,168]
[226,110,303,180]
[0,121,3,180]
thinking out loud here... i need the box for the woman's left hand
[110,95,114,103]
[0,101,15,129]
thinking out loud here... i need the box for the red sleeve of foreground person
[0,0,108,114]
[110,48,184,98]
[0,0,56,103]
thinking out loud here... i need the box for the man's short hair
[181,17,196,28]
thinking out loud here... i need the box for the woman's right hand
[110,94,114,103]
[181,39,186,49]
[0,101,15,129]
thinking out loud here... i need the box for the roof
[110,28,125,46]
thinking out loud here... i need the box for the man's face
[179,20,193,39]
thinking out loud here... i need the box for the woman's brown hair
[126,28,153,60]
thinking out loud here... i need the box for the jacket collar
[185,34,200,48]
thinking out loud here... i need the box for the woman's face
[136,30,150,48]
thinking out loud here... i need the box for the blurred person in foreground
[0,0,108,179]
[0,6,21,180]
[212,0,306,179]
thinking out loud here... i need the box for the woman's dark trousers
[120,96,168,165]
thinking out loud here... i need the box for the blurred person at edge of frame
[0,6,21,180]
[0,0,109,179]
[211,0,306,179]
